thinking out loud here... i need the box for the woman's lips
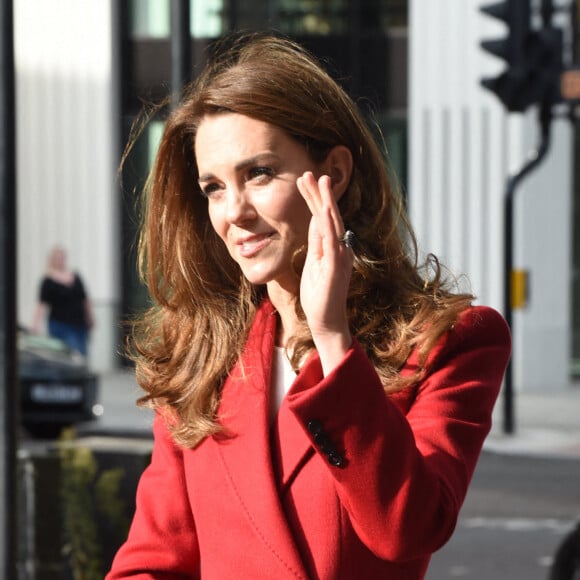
[237,233,273,258]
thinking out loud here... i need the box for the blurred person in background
[107,33,511,580]
[31,245,94,357]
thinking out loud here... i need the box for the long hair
[128,32,473,448]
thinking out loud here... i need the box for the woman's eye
[200,183,220,198]
[249,166,274,181]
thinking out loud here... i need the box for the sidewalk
[485,386,580,459]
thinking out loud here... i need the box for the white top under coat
[270,346,296,420]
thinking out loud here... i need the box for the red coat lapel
[214,300,310,578]
[270,351,322,493]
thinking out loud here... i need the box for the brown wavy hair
[128,32,473,448]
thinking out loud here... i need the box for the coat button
[313,431,325,444]
[307,419,323,435]
[318,438,334,455]
[328,451,344,468]
[306,419,345,467]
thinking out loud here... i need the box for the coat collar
[214,299,310,579]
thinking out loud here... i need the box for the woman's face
[50,248,66,270]
[195,113,319,291]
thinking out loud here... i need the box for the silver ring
[339,229,355,249]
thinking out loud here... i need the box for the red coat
[107,301,510,579]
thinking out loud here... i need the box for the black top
[40,274,88,327]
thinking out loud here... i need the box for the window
[130,0,225,39]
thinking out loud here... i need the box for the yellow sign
[511,269,528,310]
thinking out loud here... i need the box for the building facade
[14,0,580,394]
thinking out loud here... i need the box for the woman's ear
[324,145,353,200]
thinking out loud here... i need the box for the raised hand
[296,171,353,374]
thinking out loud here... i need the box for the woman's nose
[225,187,256,224]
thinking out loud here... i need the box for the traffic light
[480,1,563,112]
[480,1,531,111]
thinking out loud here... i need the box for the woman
[108,33,510,579]
[32,245,94,356]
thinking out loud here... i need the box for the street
[427,452,580,579]
[25,369,580,579]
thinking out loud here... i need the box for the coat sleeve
[106,414,200,579]
[286,306,511,562]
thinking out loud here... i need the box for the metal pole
[227,0,238,31]
[349,0,361,99]
[503,102,552,434]
[170,0,191,109]
[0,0,19,576]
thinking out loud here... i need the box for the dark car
[18,331,101,437]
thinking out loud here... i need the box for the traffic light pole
[502,102,552,434]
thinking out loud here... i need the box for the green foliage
[96,467,131,536]
[59,428,129,580]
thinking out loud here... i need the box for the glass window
[276,0,349,35]
[120,118,165,321]
[130,0,170,38]
[192,0,224,37]
[129,0,406,39]
[273,0,407,35]
[130,0,225,39]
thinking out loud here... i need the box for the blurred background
[2,0,580,578]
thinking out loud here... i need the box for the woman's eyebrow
[197,172,214,184]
